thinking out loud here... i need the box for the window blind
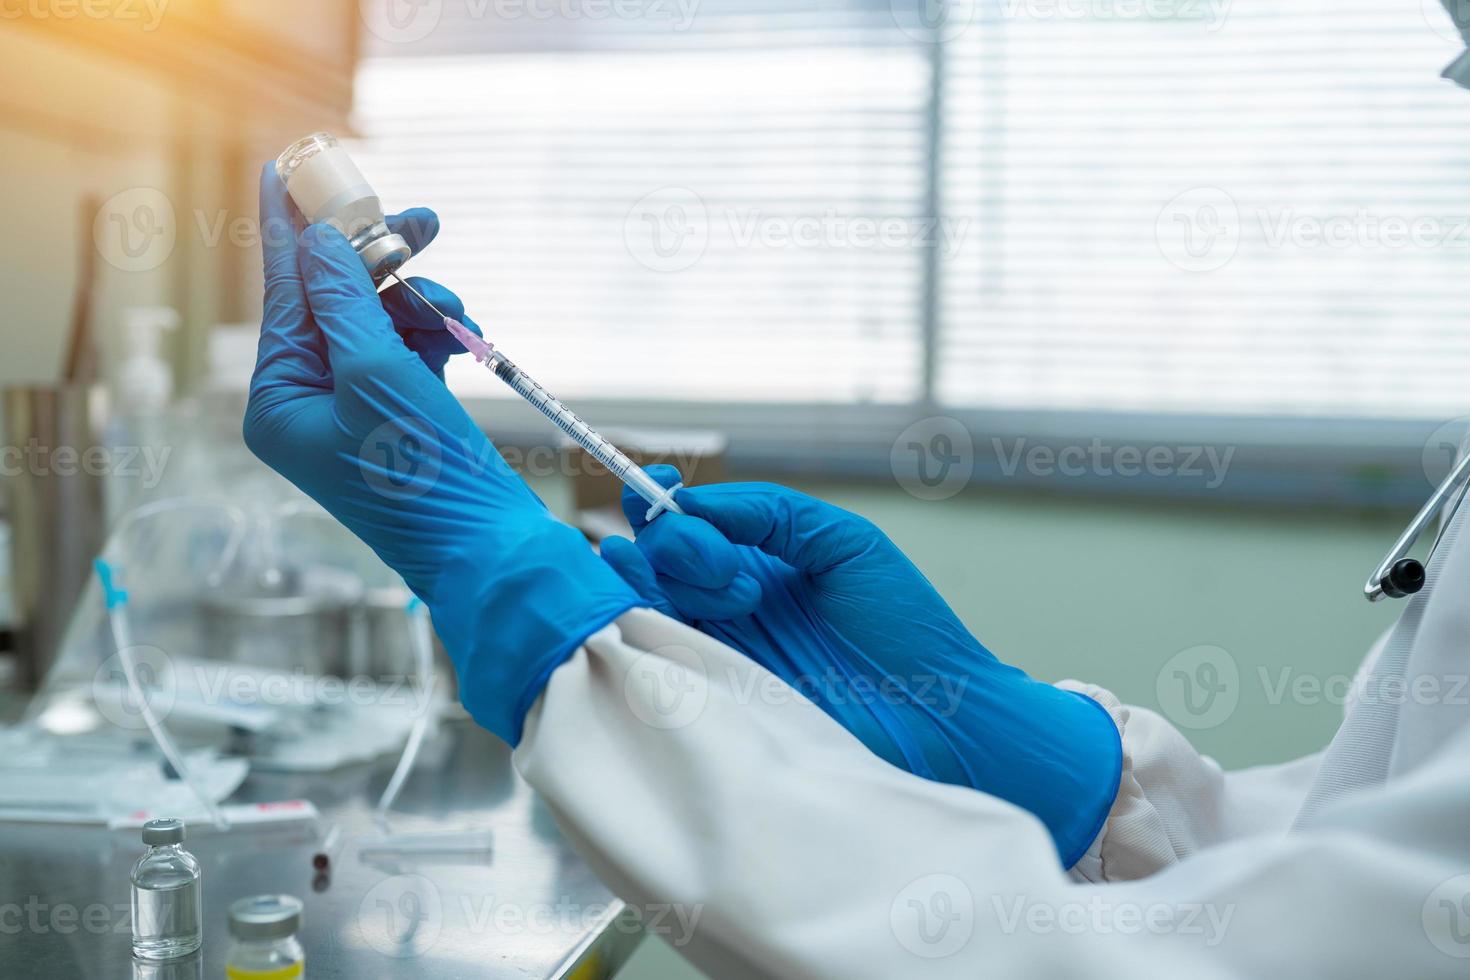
[352,0,1470,422]
[349,1,931,403]
[938,0,1470,418]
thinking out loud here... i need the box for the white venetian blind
[349,1,931,403]
[938,0,1470,418]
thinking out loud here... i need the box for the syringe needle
[387,273,451,322]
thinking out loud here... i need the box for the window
[350,2,929,404]
[349,0,1470,477]
[938,1,1470,419]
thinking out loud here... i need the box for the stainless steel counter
[0,718,643,978]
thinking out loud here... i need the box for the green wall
[777,479,1406,769]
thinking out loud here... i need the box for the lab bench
[0,718,644,978]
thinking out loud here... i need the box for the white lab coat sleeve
[514,609,1470,980]
[1062,627,1394,881]
[1061,681,1323,883]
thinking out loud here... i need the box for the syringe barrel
[622,465,686,518]
[489,356,682,518]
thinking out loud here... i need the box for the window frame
[464,396,1439,508]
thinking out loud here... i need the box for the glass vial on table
[226,895,306,979]
[130,818,203,960]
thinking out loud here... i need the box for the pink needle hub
[444,316,495,363]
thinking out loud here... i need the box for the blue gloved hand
[601,467,1122,867]
[1441,0,1470,87]
[244,164,640,743]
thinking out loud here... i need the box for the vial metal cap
[229,895,303,941]
[359,233,413,283]
[141,818,185,846]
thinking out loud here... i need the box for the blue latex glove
[1444,0,1470,44]
[244,164,640,743]
[602,467,1122,867]
[1442,0,1470,87]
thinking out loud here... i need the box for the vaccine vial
[130,818,203,960]
[226,895,306,980]
[276,132,412,283]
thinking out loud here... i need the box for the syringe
[387,277,683,520]
[442,318,683,520]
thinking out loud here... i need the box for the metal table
[0,718,643,978]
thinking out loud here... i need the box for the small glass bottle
[226,895,306,980]
[130,818,203,960]
[276,132,412,284]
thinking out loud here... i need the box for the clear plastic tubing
[130,818,203,961]
[276,132,411,284]
[444,318,684,521]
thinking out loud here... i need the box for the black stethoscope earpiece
[1366,450,1470,601]
[1378,558,1426,599]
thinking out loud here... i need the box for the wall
[0,30,179,389]
[783,479,1406,768]
[0,11,359,408]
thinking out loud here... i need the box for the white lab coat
[512,505,1470,978]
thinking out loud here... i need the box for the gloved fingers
[621,464,684,532]
[378,211,475,350]
[381,277,484,340]
[658,570,762,622]
[674,482,879,575]
[600,536,683,621]
[385,208,440,257]
[397,325,483,379]
[380,278,485,379]
[298,223,416,375]
[255,164,328,390]
[261,164,306,290]
[399,331,453,380]
[633,511,743,589]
